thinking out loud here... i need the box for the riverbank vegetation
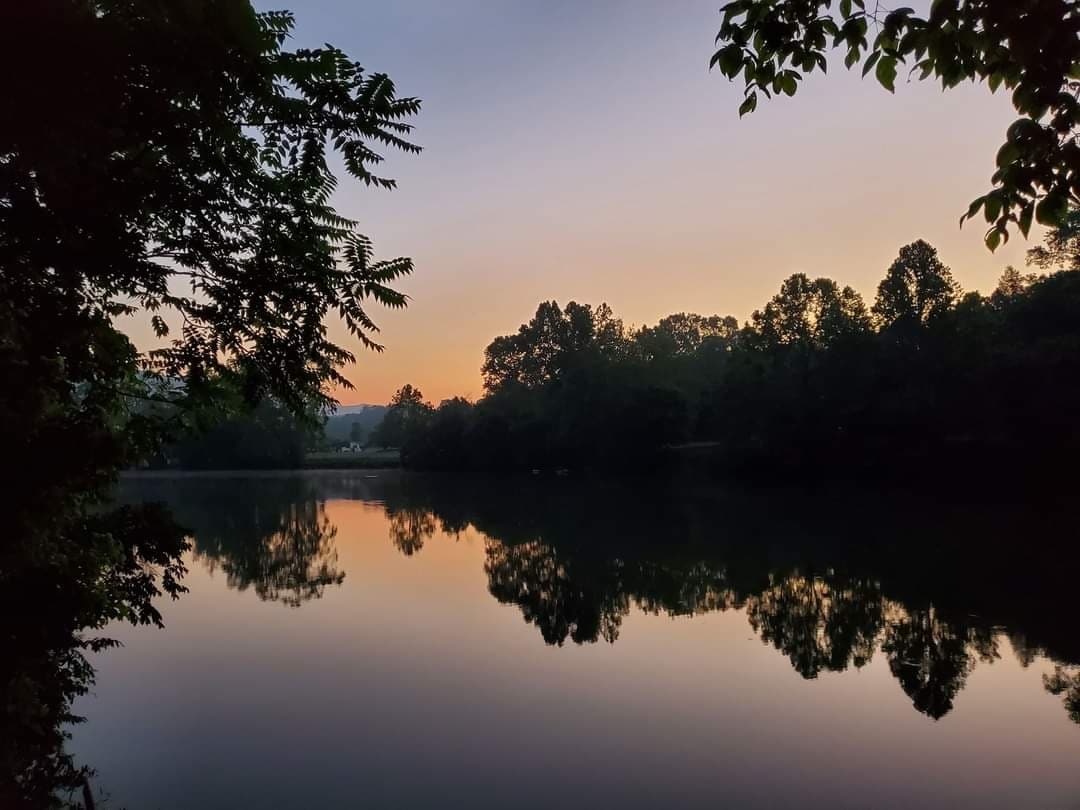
[384,229,1080,477]
[152,401,396,470]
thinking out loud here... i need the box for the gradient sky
[133,1,1046,404]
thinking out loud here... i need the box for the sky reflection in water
[71,471,1080,809]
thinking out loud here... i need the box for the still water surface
[73,471,1080,809]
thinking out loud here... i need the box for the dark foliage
[391,235,1080,478]
[371,472,1080,722]
[711,0,1080,246]
[369,385,435,450]
[1,1,419,804]
[120,476,345,607]
[170,399,314,470]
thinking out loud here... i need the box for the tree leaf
[1018,202,1034,238]
[995,142,1020,168]
[861,51,881,78]
[960,195,985,225]
[875,55,898,92]
[1036,192,1069,226]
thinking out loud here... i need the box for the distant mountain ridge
[324,404,387,443]
[332,404,381,415]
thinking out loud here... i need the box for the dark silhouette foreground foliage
[2,1,419,805]
[710,0,1080,248]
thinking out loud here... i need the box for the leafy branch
[712,0,1080,248]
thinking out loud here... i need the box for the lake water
[72,471,1080,809]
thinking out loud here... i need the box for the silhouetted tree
[482,301,630,392]
[370,385,434,449]
[2,1,421,801]
[349,422,367,444]
[873,241,960,332]
[990,266,1040,309]
[1027,208,1080,271]
[752,274,870,350]
[401,397,475,469]
[399,227,1080,476]
[635,312,740,361]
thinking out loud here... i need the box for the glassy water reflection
[71,471,1080,808]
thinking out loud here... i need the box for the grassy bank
[303,449,401,469]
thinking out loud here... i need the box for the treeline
[382,235,1080,476]
[167,399,312,469]
[160,401,385,469]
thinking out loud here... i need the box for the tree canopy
[370,385,435,448]
[635,313,740,361]
[2,2,420,804]
[751,273,870,350]
[872,239,960,329]
[481,301,629,391]
[6,1,419,414]
[711,1,1080,247]
[373,473,1080,725]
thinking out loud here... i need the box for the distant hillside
[333,404,381,415]
[324,405,387,443]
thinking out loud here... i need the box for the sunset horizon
[10,2,1079,807]
[118,0,1045,406]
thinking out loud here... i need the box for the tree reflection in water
[746,574,885,678]
[1044,667,1080,724]
[881,606,999,720]
[123,475,345,607]
[6,473,1078,805]
[379,475,1080,725]
[193,500,343,607]
[484,539,629,645]
[387,507,438,557]
[3,475,349,806]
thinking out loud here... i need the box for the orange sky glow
[122,1,1045,406]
